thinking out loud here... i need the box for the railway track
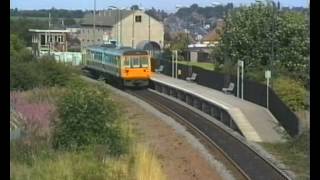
[127,89,291,180]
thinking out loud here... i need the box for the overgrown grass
[178,60,215,71]
[11,143,166,180]
[134,145,166,180]
[10,82,166,180]
[259,130,310,180]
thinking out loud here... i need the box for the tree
[213,2,309,84]
[170,32,192,53]
[130,5,139,10]
[64,18,76,26]
[10,18,48,46]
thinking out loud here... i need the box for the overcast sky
[10,0,308,12]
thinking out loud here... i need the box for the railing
[156,58,301,137]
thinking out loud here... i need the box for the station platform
[150,73,284,143]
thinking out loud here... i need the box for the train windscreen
[124,56,149,68]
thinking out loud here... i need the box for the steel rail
[127,89,290,180]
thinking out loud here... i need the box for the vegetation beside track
[10,34,166,180]
[259,130,310,180]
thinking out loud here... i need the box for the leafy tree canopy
[213,1,309,86]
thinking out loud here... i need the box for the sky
[10,0,308,12]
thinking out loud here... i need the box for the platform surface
[151,73,285,142]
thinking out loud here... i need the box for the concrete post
[201,102,206,113]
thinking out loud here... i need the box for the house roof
[202,19,225,42]
[29,29,70,33]
[81,10,134,27]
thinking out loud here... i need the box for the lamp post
[93,0,96,45]
[237,60,244,99]
[108,6,119,46]
[108,6,129,47]
[176,5,195,77]
[265,70,271,109]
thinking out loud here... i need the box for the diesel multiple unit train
[84,44,153,87]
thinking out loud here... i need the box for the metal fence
[156,58,300,137]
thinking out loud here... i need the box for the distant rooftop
[29,29,70,33]
[202,19,225,42]
[81,9,134,27]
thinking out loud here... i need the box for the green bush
[10,60,43,90]
[52,81,130,156]
[273,77,307,111]
[37,56,76,87]
[10,56,77,91]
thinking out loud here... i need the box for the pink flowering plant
[10,90,57,136]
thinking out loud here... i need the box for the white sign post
[237,60,244,99]
[265,70,271,109]
[175,50,178,78]
[237,61,240,97]
[172,52,174,78]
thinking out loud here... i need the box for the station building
[80,9,164,54]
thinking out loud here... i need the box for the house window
[135,15,142,23]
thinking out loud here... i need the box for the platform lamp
[93,0,96,45]
[237,60,244,99]
[175,5,190,78]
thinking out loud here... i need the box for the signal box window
[135,15,142,23]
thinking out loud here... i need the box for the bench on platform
[222,82,235,94]
[186,73,197,82]
[155,65,164,73]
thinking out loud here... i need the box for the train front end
[121,51,153,87]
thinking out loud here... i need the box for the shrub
[37,56,76,87]
[52,81,130,155]
[10,56,77,91]
[273,77,307,111]
[10,60,43,90]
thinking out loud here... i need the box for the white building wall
[115,10,164,48]
[80,10,164,50]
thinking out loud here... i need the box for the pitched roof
[81,10,134,27]
[202,19,225,42]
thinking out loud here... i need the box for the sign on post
[238,60,244,67]
[265,70,271,109]
[265,70,271,79]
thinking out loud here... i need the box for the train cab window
[140,57,148,67]
[131,57,140,68]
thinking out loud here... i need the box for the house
[187,43,214,62]
[202,19,224,45]
[80,9,164,53]
[186,19,225,63]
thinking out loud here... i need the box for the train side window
[105,55,110,64]
[114,56,119,65]
[124,57,130,68]
[112,57,115,65]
